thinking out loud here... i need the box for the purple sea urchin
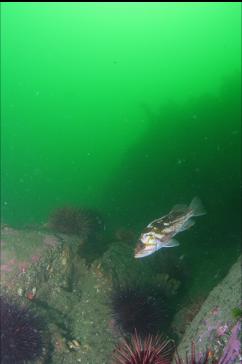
[111,285,168,336]
[0,296,44,364]
[49,206,103,237]
[113,330,174,364]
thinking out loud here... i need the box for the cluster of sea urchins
[0,296,45,364]
[111,284,169,336]
[112,330,174,364]
[49,206,103,237]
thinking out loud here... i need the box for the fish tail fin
[189,197,206,216]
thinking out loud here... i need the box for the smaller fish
[134,197,206,258]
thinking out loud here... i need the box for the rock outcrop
[173,256,241,363]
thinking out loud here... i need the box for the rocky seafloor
[0,224,241,364]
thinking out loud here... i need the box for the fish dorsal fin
[170,204,188,213]
[189,197,206,216]
[147,218,162,228]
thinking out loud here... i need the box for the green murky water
[2,2,240,225]
[1,4,241,363]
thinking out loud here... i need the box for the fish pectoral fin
[164,238,180,248]
[179,219,195,232]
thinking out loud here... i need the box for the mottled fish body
[135,197,206,258]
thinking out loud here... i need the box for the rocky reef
[172,255,241,364]
[0,225,115,363]
[1,224,240,364]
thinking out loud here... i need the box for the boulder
[173,256,241,363]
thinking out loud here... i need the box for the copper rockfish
[135,197,206,258]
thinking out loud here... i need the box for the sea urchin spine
[113,329,174,364]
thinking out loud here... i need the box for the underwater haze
[1,3,241,256]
